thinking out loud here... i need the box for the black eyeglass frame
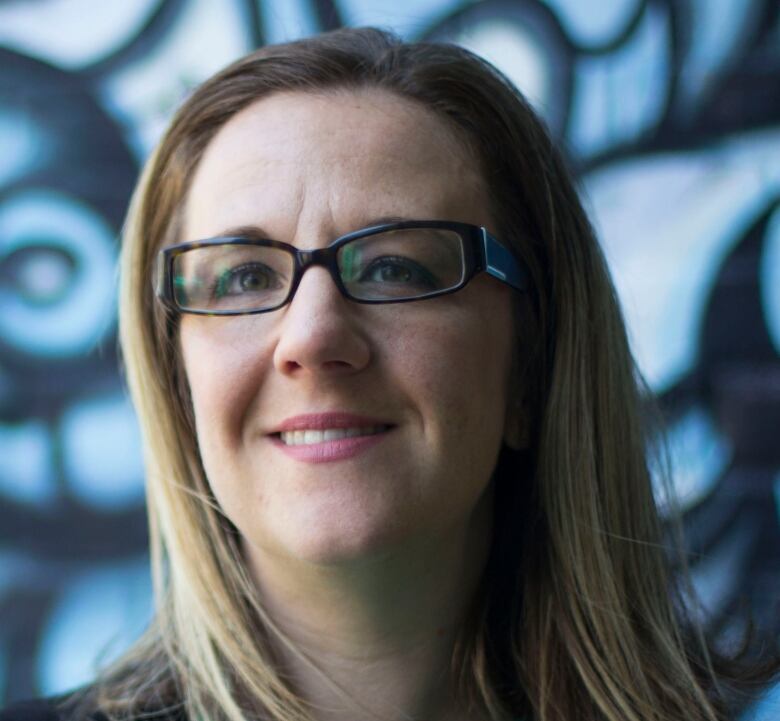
[155,220,528,316]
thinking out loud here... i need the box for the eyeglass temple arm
[155,253,166,298]
[481,228,528,291]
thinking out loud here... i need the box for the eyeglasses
[155,220,528,316]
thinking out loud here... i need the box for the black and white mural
[0,0,778,715]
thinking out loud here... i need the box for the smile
[279,426,389,446]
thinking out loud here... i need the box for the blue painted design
[0,549,38,590]
[338,0,458,38]
[740,681,780,721]
[0,189,117,358]
[678,0,760,111]
[457,19,552,113]
[0,0,162,69]
[0,0,777,707]
[774,472,780,526]
[0,113,49,188]
[99,0,251,159]
[422,1,571,135]
[761,206,780,354]
[542,0,640,47]
[585,132,780,391]
[653,406,731,513]
[60,393,144,510]
[688,514,758,621]
[37,559,152,695]
[569,3,669,157]
[0,421,56,506]
[261,0,320,43]
[0,642,6,702]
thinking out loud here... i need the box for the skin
[179,88,519,720]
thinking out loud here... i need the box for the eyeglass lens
[171,228,466,312]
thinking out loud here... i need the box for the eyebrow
[360,215,416,227]
[210,216,419,243]
[213,224,274,241]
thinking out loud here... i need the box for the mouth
[277,425,391,446]
[269,416,395,463]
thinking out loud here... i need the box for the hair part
[91,26,775,721]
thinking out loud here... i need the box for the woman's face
[178,89,518,567]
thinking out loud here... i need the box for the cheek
[389,297,513,457]
[179,318,273,455]
[179,320,277,527]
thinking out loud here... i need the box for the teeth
[280,426,385,446]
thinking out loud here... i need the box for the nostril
[280,359,303,374]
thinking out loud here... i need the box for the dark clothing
[0,698,107,721]
[0,697,183,721]
[0,699,66,721]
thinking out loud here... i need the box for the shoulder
[0,697,109,721]
[0,697,183,721]
[0,699,59,721]
[0,680,186,721]
[0,695,152,721]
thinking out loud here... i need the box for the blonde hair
[86,26,762,721]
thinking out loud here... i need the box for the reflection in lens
[173,243,294,312]
[338,228,465,300]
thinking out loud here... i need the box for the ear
[503,396,530,451]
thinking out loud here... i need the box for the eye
[215,263,282,297]
[359,256,437,288]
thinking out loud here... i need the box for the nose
[272,265,371,377]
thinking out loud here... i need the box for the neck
[244,489,495,721]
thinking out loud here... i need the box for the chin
[255,480,423,562]
[262,499,423,567]
[289,520,410,566]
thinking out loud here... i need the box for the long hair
[88,26,767,721]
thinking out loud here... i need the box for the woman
[3,26,775,721]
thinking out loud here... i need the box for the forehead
[183,88,491,241]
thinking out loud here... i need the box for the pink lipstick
[269,413,393,463]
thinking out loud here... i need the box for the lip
[268,412,395,464]
[271,412,393,433]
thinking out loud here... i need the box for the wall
[0,0,778,713]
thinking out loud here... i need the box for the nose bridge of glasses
[290,244,345,298]
[295,245,341,280]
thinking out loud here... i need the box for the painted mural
[0,0,778,715]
